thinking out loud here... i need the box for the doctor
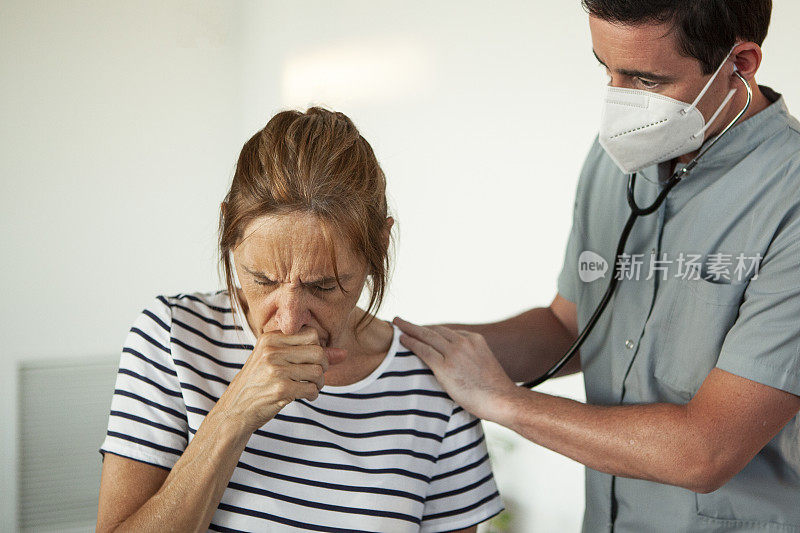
[394,1,800,531]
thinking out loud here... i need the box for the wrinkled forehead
[235,212,363,276]
[589,15,694,72]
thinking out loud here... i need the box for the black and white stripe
[99,290,503,532]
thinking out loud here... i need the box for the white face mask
[598,47,739,174]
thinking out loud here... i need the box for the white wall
[2,1,800,531]
[0,1,244,529]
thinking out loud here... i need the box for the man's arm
[493,368,800,493]
[393,319,800,493]
[437,293,580,382]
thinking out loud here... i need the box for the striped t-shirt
[99,289,504,532]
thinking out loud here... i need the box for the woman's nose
[275,291,310,336]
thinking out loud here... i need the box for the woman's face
[232,212,370,348]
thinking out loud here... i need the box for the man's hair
[582,0,772,74]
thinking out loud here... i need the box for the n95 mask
[598,47,738,174]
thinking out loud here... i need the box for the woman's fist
[212,326,347,435]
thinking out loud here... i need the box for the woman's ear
[731,42,763,81]
[382,216,395,250]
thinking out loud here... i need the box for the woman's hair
[218,107,393,336]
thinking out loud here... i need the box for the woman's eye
[314,285,336,293]
[252,278,336,292]
[637,77,659,89]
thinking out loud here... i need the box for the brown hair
[217,107,393,336]
[582,0,772,75]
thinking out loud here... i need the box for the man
[394,1,800,531]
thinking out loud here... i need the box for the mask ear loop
[691,87,738,140]
[681,44,739,115]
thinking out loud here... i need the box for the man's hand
[424,294,580,383]
[393,316,518,421]
[392,319,800,492]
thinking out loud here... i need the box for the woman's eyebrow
[243,266,272,279]
[243,266,352,284]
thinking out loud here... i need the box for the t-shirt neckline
[323,324,400,393]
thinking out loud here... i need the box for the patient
[96,107,503,532]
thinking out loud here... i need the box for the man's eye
[254,279,276,286]
[637,77,660,89]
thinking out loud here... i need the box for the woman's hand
[393,317,519,422]
[99,326,346,532]
[212,325,347,434]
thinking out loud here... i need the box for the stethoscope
[522,71,753,389]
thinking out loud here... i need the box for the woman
[96,107,504,532]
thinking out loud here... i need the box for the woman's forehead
[236,213,362,274]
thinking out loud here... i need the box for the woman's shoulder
[151,289,234,326]
[141,289,251,353]
[374,325,457,402]
[155,289,232,313]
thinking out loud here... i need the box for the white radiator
[17,356,119,532]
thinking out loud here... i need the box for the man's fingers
[399,333,444,369]
[393,316,450,353]
[429,325,461,343]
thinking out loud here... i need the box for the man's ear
[731,42,763,81]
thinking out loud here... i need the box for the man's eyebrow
[242,266,352,285]
[592,49,676,83]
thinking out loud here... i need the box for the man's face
[589,15,737,135]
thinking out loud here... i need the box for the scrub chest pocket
[655,277,746,399]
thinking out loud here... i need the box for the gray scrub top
[557,86,800,533]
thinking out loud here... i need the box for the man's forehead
[589,15,685,69]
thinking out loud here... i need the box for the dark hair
[218,107,393,336]
[582,0,772,74]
